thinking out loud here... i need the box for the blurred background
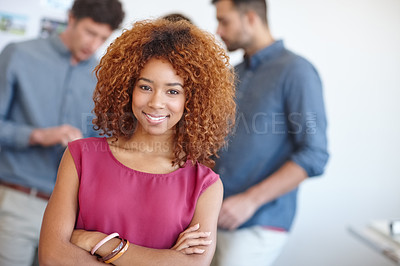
[1,0,399,265]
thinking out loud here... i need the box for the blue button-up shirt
[214,40,329,231]
[0,35,99,194]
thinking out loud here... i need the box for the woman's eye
[168,89,179,95]
[140,85,151,91]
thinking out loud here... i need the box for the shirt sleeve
[67,139,82,179]
[283,57,329,177]
[0,43,34,149]
[199,165,220,195]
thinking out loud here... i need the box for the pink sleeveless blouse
[68,137,219,249]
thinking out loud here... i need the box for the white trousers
[211,226,288,266]
[0,185,47,266]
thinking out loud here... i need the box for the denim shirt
[0,35,99,194]
[214,40,329,231]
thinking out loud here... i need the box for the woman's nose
[148,91,165,109]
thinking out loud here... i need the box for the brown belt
[0,181,51,201]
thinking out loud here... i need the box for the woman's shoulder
[68,137,108,153]
[182,160,217,174]
[69,136,105,145]
[182,161,220,190]
[195,161,218,175]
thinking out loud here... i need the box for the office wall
[1,0,399,265]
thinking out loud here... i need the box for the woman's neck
[107,133,180,174]
[112,132,175,157]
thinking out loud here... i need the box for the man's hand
[29,124,83,147]
[217,192,259,231]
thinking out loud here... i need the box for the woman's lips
[143,112,168,123]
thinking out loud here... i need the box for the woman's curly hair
[93,18,236,167]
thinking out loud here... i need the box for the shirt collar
[244,40,285,70]
[49,34,70,56]
[48,34,95,65]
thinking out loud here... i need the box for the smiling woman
[131,58,185,137]
[92,18,236,168]
[39,18,236,266]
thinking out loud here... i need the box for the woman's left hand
[171,223,212,255]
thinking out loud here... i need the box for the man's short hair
[71,0,125,30]
[162,13,193,24]
[212,0,268,25]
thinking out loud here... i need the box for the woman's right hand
[171,223,213,255]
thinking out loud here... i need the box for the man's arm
[0,43,33,149]
[0,43,82,149]
[218,161,307,230]
[218,57,329,230]
[29,125,83,147]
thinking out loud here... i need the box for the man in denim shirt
[211,1,329,265]
[0,0,124,265]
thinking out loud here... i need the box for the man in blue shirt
[0,0,124,265]
[211,0,329,265]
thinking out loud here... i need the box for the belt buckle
[30,187,38,197]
